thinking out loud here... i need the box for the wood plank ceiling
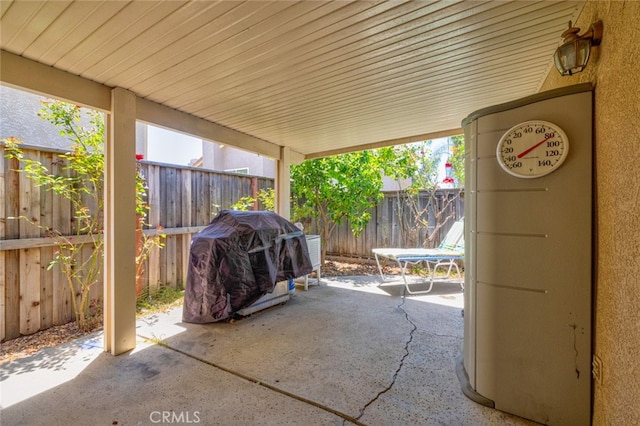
[1,0,584,159]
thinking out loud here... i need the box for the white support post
[104,88,137,355]
[276,146,291,219]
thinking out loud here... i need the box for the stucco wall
[540,2,640,424]
[202,140,276,178]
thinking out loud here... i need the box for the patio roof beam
[0,50,111,112]
[136,98,289,161]
[304,127,464,159]
[0,50,300,162]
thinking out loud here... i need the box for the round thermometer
[496,120,569,178]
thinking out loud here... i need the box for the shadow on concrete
[2,276,537,425]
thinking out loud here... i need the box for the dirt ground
[0,321,103,364]
[320,259,385,276]
[0,260,395,365]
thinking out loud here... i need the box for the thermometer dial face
[496,120,569,178]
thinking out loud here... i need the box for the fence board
[165,236,177,287]
[19,151,40,237]
[180,234,190,286]
[54,156,72,236]
[19,150,41,335]
[52,257,70,325]
[39,152,54,329]
[5,251,20,340]
[190,172,198,224]
[5,157,20,239]
[40,246,53,330]
[46,152,69,325]
[147,165,161,228]
[181,169,192,227]
[20,248,41,334]
[166,167,178,228]
[146,164,161,295]
[206,172,215,221]
[222,174,231,209]
[210,173,219,217]
[159,166,168,226]
[158,233,167,288]
[85,243,101,309]
[197,172,209,223]
[323,190,464,258]
[148,244,161,294]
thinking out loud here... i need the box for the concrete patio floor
[1,276,538,425]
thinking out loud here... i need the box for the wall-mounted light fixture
[553,20,603,76]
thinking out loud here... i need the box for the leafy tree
[3,100,164,331]
[406,141,441,190]
[291,148,414,261]
[229,188,275,212]
[390,136,465,248]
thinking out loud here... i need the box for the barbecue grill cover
[182,210,313,323]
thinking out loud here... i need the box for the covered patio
[0,0,586,355]
[2,276,536,425]
[2,1,640,425]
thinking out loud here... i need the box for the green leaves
[291,149,403,262]
[3,100,162,330]
[229,188,275,212]
[448,134,465,184]
[292,152,378,233]
[290,137,465,260]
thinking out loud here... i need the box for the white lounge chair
[372,219,464,294]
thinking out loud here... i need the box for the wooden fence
[317,189,464,260]
[0,144,273,341]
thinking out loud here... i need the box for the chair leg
[446,262,454,278]
[404,275,435,294]
[375,253,387,281]
[376,255,463,295]
[400,261,409,283]
[403,261,435,295]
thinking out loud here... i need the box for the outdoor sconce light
[553,20,603,76]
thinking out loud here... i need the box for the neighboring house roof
[189,157,203,168]
[0,85,95,149]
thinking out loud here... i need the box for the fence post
[251,176,259,211]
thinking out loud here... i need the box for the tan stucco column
[275,146,291,220]
[104,88,137,355]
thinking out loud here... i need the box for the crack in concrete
[351,289,417,424]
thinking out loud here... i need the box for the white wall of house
[382,176,412,191]
[135,122,276,178]
[202,140,276,177]
[143,125,202,167]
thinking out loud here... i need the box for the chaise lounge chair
[372,219,464,294]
